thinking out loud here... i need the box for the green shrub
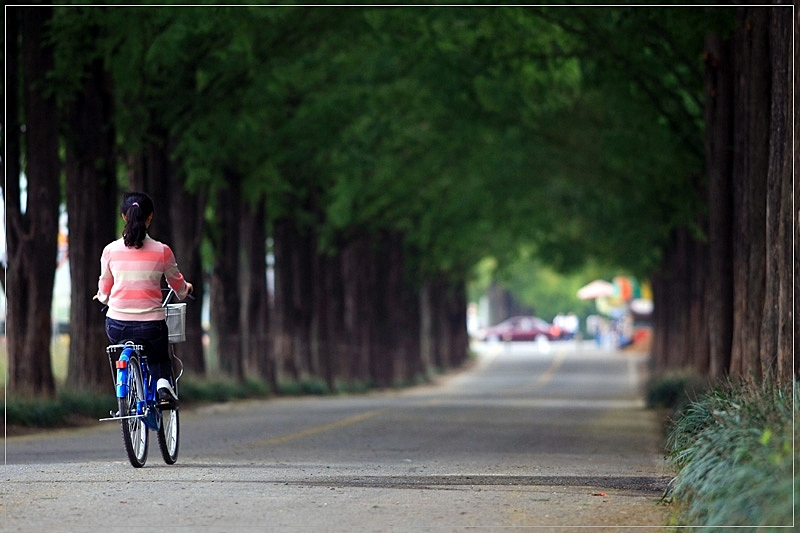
[331,379,373,395]
[646,370,708,412]
[5,377,273,428]
[665,380,796,529]
[178,375,272,402]
[5,368,432,429]
[276,378,330,396]
[6,390,117,428]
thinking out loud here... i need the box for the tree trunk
[272,218,315,384]
[335,232,424,388]
[6,7,60,397]
[370,235,395,388]
[369,232,414,387]
[729,7,770,380]
[689,233,710,375]
[794,6,800,380]
[271,219,293,383]
[240,199,272,385]
[760,7,792,382]
[167,175,207,377]
[424,274,469,372]
[444,279,469,370]
[703,33,734,380]
[63,55,118,393]
[649,273,668,373]
[129,124,173,246]
[210,178,243,380]
[650,229,693,374]
[2,8,21,296]
[431,277,450,370]
[418,282,435,375]
[340,236,374,385]
[310,249,330,389]
[324,252,347,390]
[394,255,422,385]
[311,250,345,392]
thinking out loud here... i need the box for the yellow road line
[260,349,568,445]
[503,348,569,395]
[535,349,568,387]
[261,410,381,446]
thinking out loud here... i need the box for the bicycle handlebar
[162,286,196,307]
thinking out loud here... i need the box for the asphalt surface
[2,340,672,532]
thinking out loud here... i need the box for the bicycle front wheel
[157,407,180,464]
[119,355,148,467]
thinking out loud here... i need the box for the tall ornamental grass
[665,380,796,529]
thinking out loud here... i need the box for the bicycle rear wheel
[157,407,180,464]
[119,355,148,467]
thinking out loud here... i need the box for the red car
[479,316,561,342]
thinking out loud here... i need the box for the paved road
[3,341,671,531]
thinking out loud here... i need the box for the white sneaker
[156,378,178,401]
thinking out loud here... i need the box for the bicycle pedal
[157,399,179,410]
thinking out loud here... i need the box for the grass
[4,375,276,431]
[1,334,274,429]
[646,369,709,413]
[178,374,272,403]
[5,389,118,428]
[4,370,445,431]
[1,330,456,431]
[663,378,796,530]
[3,334,445,430]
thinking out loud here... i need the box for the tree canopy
[5,4,792,396]
[71,5,724,279]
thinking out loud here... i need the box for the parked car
[478,316,561,342]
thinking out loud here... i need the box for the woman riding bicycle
[95,191,193,407]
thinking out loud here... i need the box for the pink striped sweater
[96,236,190,321]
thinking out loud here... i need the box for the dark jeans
[106,318,173,385]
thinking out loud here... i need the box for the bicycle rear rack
[100,341,183,424]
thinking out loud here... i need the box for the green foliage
[4,378,272,428]
[179,375,272,403]
[331,379,374,396]
[44,5,738,334]
[4,372,443,429]
[470,248,620,321]
[646,370,708,412]
[277,378,330,397]
[665,380,796,528]
[317,8,599,280]
[5,390,117,428]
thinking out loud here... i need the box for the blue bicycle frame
[103,342,160,430]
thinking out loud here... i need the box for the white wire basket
[165,303,187,343]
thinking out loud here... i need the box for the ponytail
[120,192,155,249]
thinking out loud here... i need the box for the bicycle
[100,288,189,468]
